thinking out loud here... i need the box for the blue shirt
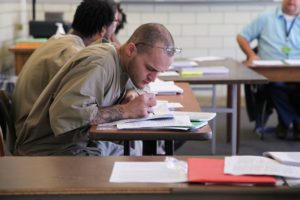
[240,7,300,60]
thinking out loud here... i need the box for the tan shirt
[13,34,85,136]
[14,43,129,156]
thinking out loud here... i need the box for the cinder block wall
[1,0,279,97]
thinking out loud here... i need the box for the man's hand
[90,93,156,125]
[121,93,156,119]
[120,89,139,104]
[244,55,261,67]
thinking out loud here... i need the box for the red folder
[188,158,276,185]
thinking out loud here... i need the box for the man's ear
[126,42,137,57]
[100,26,107,38]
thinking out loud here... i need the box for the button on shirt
[240,7,300,60]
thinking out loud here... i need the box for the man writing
[14,23,178,156]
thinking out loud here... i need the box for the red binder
[188,158,276,185]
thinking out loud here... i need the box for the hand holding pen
[121,89,156,119]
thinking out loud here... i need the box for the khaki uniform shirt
[14,43,129,156]
[13,34,85,136]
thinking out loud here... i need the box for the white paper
[181,66,229,74]
[284,59,300,66]
[263,152,300,166]
[252,60,284,66]
[117,115,192,130]
[156,101,183,109]
[148,79,183,94]
[170,61,198,68]
[158,71,180,77]
[192,56,224,62]
[110,162,187,183]
[171,111,216,121]
[97,104,173,129]
[224,156,300,178]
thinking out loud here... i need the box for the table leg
[143,141,157,155]
[124,141,130,156]
[226,84,240,155]
[164,140,174,155]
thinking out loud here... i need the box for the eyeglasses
[135,42,182,56]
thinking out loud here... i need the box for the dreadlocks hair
[72,0,117,38]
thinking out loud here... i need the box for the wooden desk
[250,64,300,82]
[0,156,298,200]
[90,82,212,155]
[8,46,36,75]
[161,58,268,155]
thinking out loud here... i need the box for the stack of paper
[180,66,229,76]
[148,79,183,95]
[263,152,300,187]
[252,60,285,66]
[284,59,300,66]
[263,151,300,166]
[224,155,300,187]
[253,60,300,66]
[97,104,216,131]
[192,56,225,62]
[170,60,198,70]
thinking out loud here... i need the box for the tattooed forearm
[91,105,126,124]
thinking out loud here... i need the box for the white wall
[31,1,279,60]
[1,1,279,97]
[0,0,25,72]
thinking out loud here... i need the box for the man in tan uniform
[13,0,116,136]
[15,23,178,156]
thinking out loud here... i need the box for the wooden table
[90,82,212,155]
[249,64,300,82]
[160,58,268,155]
[8,46,36,75]
[0,156,298,200]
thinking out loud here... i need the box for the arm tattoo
[91,105,125,124]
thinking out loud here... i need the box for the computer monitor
[29,20,71,38]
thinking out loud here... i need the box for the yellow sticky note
[180,70,203,77]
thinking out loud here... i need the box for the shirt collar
[276,6,300,20]
[276,7,284,18]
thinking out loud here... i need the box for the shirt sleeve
[49,61,110,136]
[240,12,267,43]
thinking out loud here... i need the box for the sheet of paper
[192,56,224,62]
[117,115,192,130]
[158,71,180,77]
[181,66,229,75]
[170,60,198,69]
[156,101,183,109]
[171,111,216,121]
[97,104,172,129]
[110,162,187,183]
[263,152,300,166]
[148,79,183,94]
[252,60,284,66]
[284,59,300,66]
[224,156,300,178]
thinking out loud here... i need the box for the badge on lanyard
[282,46,291,56]
[282,17,297,56]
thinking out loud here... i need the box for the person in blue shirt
[237,0,300,140]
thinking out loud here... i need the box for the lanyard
[283,17,297,41]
